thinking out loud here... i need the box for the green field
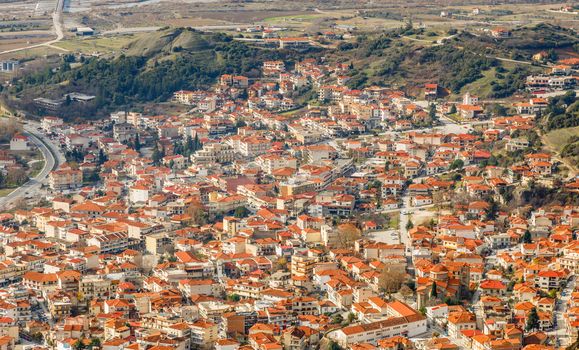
[457,68,499,98]
[543,126,579,151]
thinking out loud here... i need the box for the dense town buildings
[0,29,577,350]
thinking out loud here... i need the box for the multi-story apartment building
[49,166,83,191]
[190,320,219,350]
[87,232,129,254]
[192,143,235,165]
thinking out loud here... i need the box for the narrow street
[548,276,575,347]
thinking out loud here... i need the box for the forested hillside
[3,24,578,119]
[5,28,301,119]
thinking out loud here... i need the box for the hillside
[4,24,578,119]
[124,28,216,57]
[340,23,577,98]
[3,28,300,119]
[452,23,579,60]
[336,32,499,96]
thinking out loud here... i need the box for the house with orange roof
[457,104,484,119]
[447,311,476,340]
[49,164,83,191]
[330,301,426,347]
[281,325,320,350]
[129,183,150,204]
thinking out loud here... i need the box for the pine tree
[193,134,201,151]
[186,135,194,154]
[429,103,438,122]
[526,307,539,332]
[152,145,163,165]
[134,133,141,151]
[173,141,183,155]
[522,230,532,244]
[486,200,499,220]
[98,149,107,165]
[431,282,438,298]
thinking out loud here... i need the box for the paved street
[548,276,575,347]
[0,122,64,211]
[371,112,482,256]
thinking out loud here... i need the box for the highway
[0,122,64,211]
[0,0,67,56]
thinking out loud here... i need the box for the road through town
[0,122,64,211]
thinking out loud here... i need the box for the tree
[336,223,361,249]
[399,284,414,299]
[443,297,460,305]
[152,145,164,165]
[331,314,343,324]
[275,257,287,271]
[0,118,22,143]
[134,133,141,151]
[234,206,250,218]
[449,104,457,114]
[186,135,194,154]
[193,134,202,152]
[406,219,414,230]
[486,199,499,220]
[526,307,540,332]
[86,171,100,183]
[89,338,101,349]
[522,230,532,244]
[98,149,108,165]
[429,103,438,123]
[185,201,208,226]
[73,340,86,350]
[328,341,342,350]
[449,159,464,170]
[378,267,406,296]
[235,120,247,128]
[228,294,241,302]
[430,282,438,298]
[6,168,28,187]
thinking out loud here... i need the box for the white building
[9,134,31,151]
[41,116,64,133]
[129,185,149,204]
[329,301,427,347]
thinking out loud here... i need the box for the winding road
[0,122,64,211]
